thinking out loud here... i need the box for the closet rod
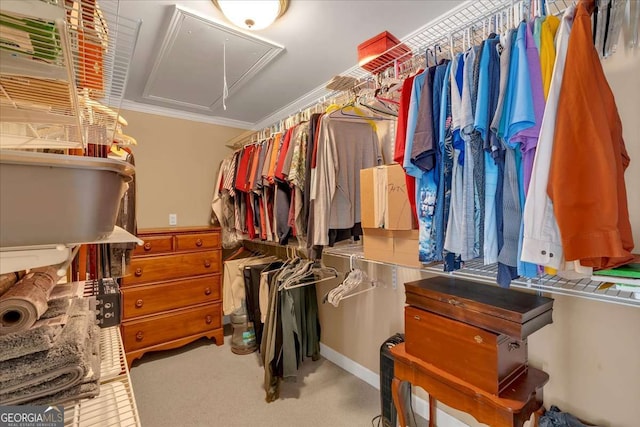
[238,0,573,148]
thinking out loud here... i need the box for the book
[592,262,640,279]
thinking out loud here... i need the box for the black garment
[328,223,363,246]
[275,180,291,245]
[243,262,283,350]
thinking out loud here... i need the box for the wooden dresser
[120,226,223,367]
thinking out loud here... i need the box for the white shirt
[521,6,591,278]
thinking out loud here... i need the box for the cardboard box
[393,229,421,268]
[363,228,396,264]
[357,31,412,74]
[360,164,413,230]
[363,228,421,268]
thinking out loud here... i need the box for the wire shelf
[253,0,575,132]
[99,323,126,381]
[0,0,140,149]
[64,327,141,427]
[322,245,640,309]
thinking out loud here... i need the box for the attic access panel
[142,6,284,112]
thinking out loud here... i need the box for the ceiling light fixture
[212,0,289,31]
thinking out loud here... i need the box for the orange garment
[548,0,634,270]
[247,144,261,190]
[266,133,282,184]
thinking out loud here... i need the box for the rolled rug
[0,271,25,297]
[0,266,60,335]
[0,298,95,405]
[0,297,73,362]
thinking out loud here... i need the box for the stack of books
[591,262,640,299]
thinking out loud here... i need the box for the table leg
[429,395,436,427]
[392,378,407,427]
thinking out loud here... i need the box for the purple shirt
[515,21,545,196]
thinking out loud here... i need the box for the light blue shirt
[504,22,535,146]
[404,70,427,179]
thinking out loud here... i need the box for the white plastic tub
[0,150,135,247]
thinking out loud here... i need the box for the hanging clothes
[311,115,380,246]
[548,0,634,270]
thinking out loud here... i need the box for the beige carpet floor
[129,332,382,427]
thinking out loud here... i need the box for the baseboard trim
[319,343,469,427]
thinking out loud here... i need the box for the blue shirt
[475,36,502,265]
[503,22,535,146]
[403,70,427,179]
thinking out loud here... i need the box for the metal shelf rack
[322,244,640,309]
[64,326,141,427]
[0,0,140,149]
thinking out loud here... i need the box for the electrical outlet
[169,213,177,226]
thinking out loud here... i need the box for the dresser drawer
[133,235,174,256]
[122,275,221,318]
[122,250,221,286]
[405,306,527,394]
[175,232,220,252]
[122,303,221,352]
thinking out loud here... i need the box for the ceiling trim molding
[119,99,253,129]
[251,83,333,130]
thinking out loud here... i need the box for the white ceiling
[118,0,465,129]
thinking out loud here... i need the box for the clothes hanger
[282,262,339,291]
[324,255,378,306]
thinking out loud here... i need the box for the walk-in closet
[1,0,638,426]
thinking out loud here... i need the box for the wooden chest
[404,276,553,395]
[120,227,223,367]
[405,276,553,340]
[405,306,528,394]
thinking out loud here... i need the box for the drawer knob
[205,315,212,324]
[508,342,521,351]
[204,287,212,296]
[204,260,211,268]
[135,299,144,308]
[196,239,203,247]
[134,268,143,277]
[143,242,152,251]
[413,315,421,321]
[474,335,484,344]
[136,331,144,341]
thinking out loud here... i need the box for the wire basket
[0,0,140,149]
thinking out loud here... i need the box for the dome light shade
[213,1,289,31]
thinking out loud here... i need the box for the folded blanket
[0,266,60,335]
[0,297,72,362]
[30,322,101,406]
[0,297,97,405]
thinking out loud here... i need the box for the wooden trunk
[403,276,554,395]
[405,306,528,395]
[404,276,554,340]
